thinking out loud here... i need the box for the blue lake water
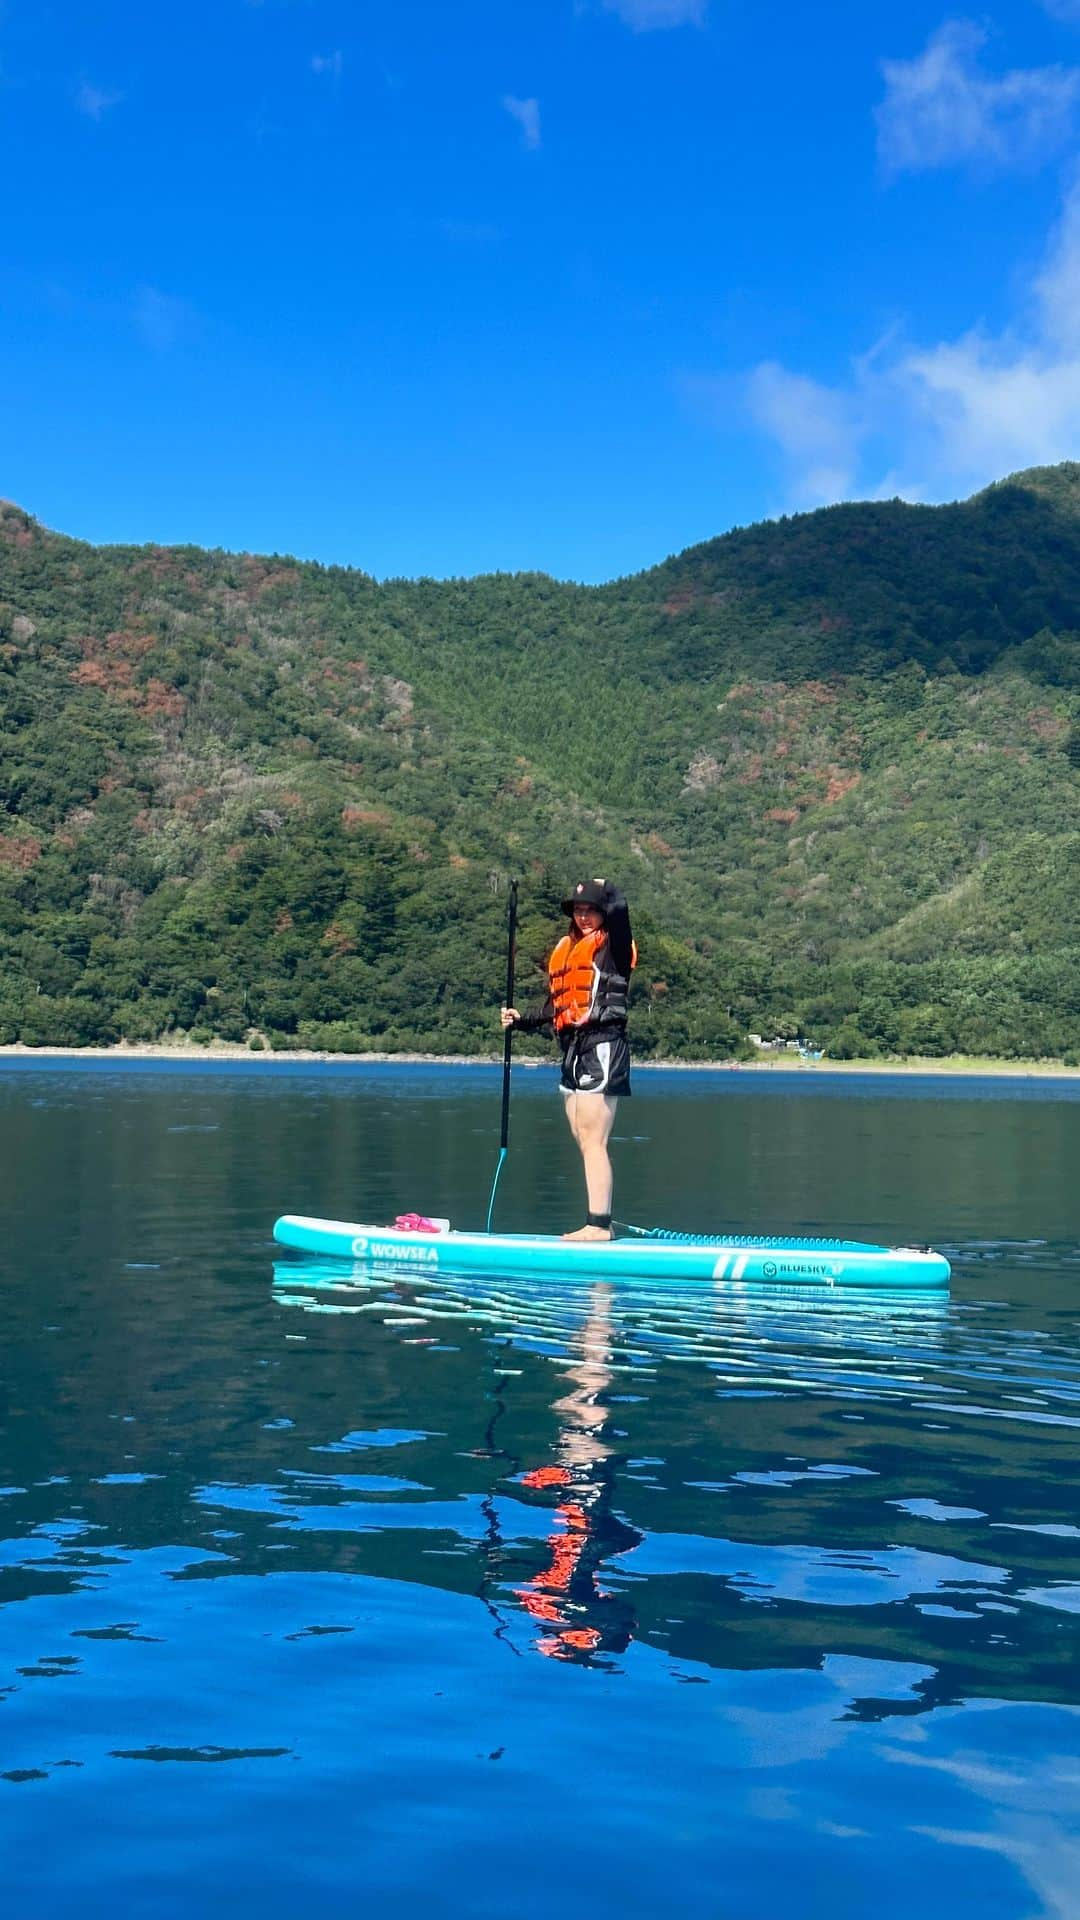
[1,1061,1078,1918]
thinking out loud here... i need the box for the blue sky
[2,0,1079,579]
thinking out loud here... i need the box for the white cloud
[1038,174,1080,348]
[76,81,123,121]
[132,286,192,353]
[600,0,706,28]
[745,363,864,505]
[311,51,343,80]
[877,21,1080,174]
[732,177,1080,509]
[502,94,541,151]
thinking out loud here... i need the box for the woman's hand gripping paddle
[486,878,519,1233]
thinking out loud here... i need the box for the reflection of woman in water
[515,1284,641,1662]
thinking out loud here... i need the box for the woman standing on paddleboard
[501,879,635,1242]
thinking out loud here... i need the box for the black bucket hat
[561,878,608,915]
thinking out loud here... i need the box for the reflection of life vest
[516,1467,602,1655]
[548,931,637,1034]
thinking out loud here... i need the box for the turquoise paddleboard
[272,1216,951,1289]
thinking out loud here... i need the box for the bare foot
[561,1224,612,1242]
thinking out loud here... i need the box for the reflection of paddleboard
[272,1215,951,1289]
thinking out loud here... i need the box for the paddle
[485,876,519,1233]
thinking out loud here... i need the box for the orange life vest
[548,929,636,1034]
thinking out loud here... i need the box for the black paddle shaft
[499,879,519,1151]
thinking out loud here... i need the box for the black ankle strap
[586,1212,612,1229]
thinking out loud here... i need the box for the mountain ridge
[1,468,1078,1059]
[6,458,1080,582]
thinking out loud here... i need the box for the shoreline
[1,1042,1078,1078]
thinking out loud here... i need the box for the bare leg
[561,1093,618,1239]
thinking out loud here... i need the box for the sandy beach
[1,1042,1078,1078]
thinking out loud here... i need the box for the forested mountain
[1,466,1078,1059]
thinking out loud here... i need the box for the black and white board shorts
[558,1028,632,1098]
